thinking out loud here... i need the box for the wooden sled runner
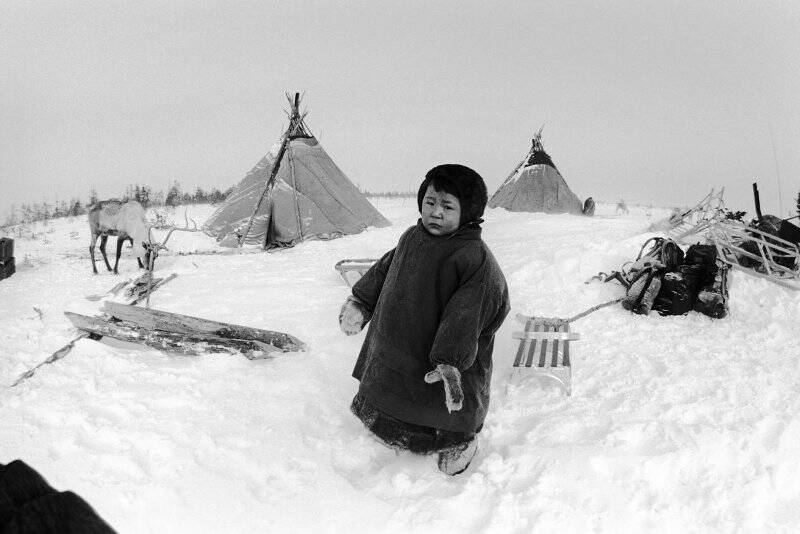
[64,302,307,359]
[646,188,726,243]
[511,314,580,396]
[708,221,800,291]
[334,258,377,287]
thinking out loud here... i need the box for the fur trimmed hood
[417,164,488,227]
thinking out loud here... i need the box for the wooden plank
[101,301,306,352]
[511,331,580,341]
[64,312,278,359]
[524,321,540,367]
[129,273,178,305]
[538,324,550,368]
[551,325,561,368]
[512,336,527,367]
[86,278,131,301]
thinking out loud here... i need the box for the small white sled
[334,259,377,287]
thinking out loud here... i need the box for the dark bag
[0,238,13,261]
[652,242,719,316]
[582,197,595,216]
[638,237,684,272]
[653,271,694,315]
[694,262,730,318]
[684,244,718,288]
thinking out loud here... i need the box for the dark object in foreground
[0,459,116,533]
[0,256,14,281]
[64,302,306,358]
[0,237,14,281]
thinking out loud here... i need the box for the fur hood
[417,164,488,227]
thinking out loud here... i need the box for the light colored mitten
[424,364,464,413]
[339,296,366,336]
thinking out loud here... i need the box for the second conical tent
[489,129,583,215]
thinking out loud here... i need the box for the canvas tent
[488,128,583,214]
[203,93,390,248]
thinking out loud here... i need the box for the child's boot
[437,439,477,476]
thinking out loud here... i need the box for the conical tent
[488,128,583,214]
[203,93,390,248]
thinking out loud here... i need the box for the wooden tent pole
[498,151,531,193]
[286,142,304,241]
[238,92,314,249]
[284,92,308,242]
[753,182,763,221]
[492,130,543,195]
[238,134,289,249]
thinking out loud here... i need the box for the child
[339,164,510,475]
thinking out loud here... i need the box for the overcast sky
[2,1,799,220]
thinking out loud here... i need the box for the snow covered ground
[2,199,799,533]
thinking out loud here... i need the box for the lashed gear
[639,237,683,272]
[653,271,695,316]
[622,268,662,315]
[694,261,730,319]
[416,164,488,227]
[659,240,684,272]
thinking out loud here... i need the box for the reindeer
[88,200,152,274]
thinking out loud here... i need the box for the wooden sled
[664,188,727,243]
[511,314,580,396]
[334,258,377,287]
[64,302,306,359]
[707,221,800,290]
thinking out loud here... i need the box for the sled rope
[10,332,90,388]
[565,297,624,323]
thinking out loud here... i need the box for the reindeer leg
[90,233,99,274]
[113,236,124,275]
[100,235,113,272]
[130,237,145,269]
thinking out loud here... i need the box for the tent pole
[767,121,783,215]
[488,152,529,206]
[238,134,290,248]
[752,182,763,221]
[286,143,303,241]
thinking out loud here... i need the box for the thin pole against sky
[767,121,783,216]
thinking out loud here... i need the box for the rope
[10,333,90,387]
[566,297,624,323]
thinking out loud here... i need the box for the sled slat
[510,315,579,396]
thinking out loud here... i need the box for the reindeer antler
[147,210,201,256]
